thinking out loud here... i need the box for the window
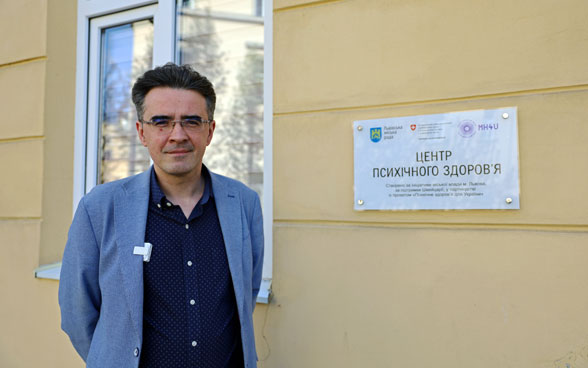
[75,2,174,196]
[68,0,272,298]
[176,0,265,201]
[88,10,154,187]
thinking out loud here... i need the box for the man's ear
[136,121,148,147]
[206,121,216,146]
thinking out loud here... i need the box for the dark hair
[132,62,216,121]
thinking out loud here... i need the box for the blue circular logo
[458,120,476,138]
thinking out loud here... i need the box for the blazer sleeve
[58,197,101,361]
[249,192,264,312]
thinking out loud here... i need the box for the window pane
[98,19,153,184]
[179,0,263,17]
[176,0,264,200]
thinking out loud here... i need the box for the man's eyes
[183,119,202,127]
[152,120,170,127]
[150,119,203,127]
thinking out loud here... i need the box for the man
[59,63,264,368]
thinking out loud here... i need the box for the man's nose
[168,121,188,140]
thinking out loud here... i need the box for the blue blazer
[58,168,264,368]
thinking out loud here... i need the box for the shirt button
[185,224,189,229]
[166,202,172,207]
[134,348,139,357]
[187,261,193,266]
[192,341,197,347]
[156,203,161,208]
[190,299,195,305]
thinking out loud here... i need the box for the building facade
[1,0,587,367]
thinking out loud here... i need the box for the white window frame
[85,5,158,192]
[262,0,274,288]
[74,0,175,200]
[38,0,274,302]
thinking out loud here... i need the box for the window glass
[98,19,153,184]
[179,0,263,17]
[176,0,264,200]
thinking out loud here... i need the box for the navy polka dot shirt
[139,167,243,368]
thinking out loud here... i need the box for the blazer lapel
[113,169,151,340]
[211,173,245,312]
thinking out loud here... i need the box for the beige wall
[260,0,588,367]
[39,0,77,265]
[0,0,81,367]
[2,0,588,367]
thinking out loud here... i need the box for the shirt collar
[149,165,213,207]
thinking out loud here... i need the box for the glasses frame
[141,117,214,133]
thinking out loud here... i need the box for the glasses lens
[182,119,203,129]
[147,119,171,132]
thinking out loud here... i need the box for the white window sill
[34,262,62,280]
[256,278,273,304]
[34,263,272,304]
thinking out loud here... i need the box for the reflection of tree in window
[178,4,226,96]
[99,20,153,184]
[177,0,264,200]
[207,43,263,199]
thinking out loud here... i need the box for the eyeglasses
[141,117,213,133]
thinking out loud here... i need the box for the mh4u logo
[370,127,382,143]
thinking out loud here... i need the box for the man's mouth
[164,147,193,154]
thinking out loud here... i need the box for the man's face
[136,87,215,180]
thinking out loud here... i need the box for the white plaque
[354,107,520,210]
